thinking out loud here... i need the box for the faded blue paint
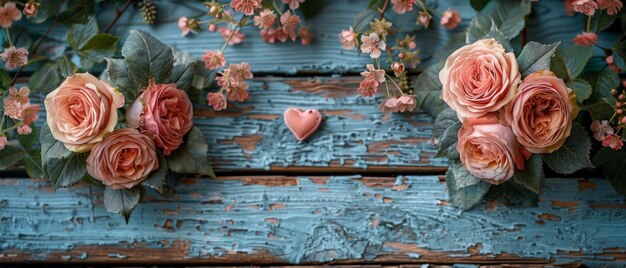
[1,176,625,265]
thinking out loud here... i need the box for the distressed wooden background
[1,0,626,267]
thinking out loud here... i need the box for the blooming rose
[457,114,523,184]
[505,70,578,154]
[44,73,124,152]
[126,81,193,156]
[86,128,159,190]
[440,38,521,120]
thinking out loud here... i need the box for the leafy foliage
[517,41,560,77]
[168,127,216,178]
[446,163,491,210]
[466,0,531,43]
[104,187,141,223]
[511,155,543,194]
[542,123,593,174]
[121,30,174,87]
[550,46,593,81]
[593,148,626,196]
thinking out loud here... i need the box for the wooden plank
[26,0,603,74]
[29,75,448,174]
[1,176,625,265]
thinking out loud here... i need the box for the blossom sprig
[570,0,623,48]
[0,86,40,151]
[591,86,626,151]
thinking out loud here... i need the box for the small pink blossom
[282,0,305,10]
[391,62,405,77]
[381,95,416,113]
[226,81,250,102]
[391,0,414,14]
[339,28,357,49]
[261,28,279,43]
[230,0,262,15]
[597,0,623,15]
[564,0,576,15]
[208,24,217,32]
[0,136,6,150]
[298,26,314,45]
[573,32,597,47]
[207,92,228,111]
[0,2,22,28]
[572,0,598,15]
[7,86,30,105]
[360,64,385,83]
[280,11,301,42]
[17,125,32,135]
[360,33,386,59]
[1,46,28,70]
[602,134,623,150]
[219,27,245,45]
[418,11,431,28]
[606,55,620,73]
[229,62,253,81]
[3,86,30,120]
[23,2,38,17]
[254,9,276,29]
[440,9,461,30]
[21,104,40,125]
[201,50,227,70]
[357,78,379,97]
[591,120,614,141]
[178,16,190,36]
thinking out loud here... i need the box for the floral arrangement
[338,0,461,113]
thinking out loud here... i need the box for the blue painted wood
[0,176,624,265]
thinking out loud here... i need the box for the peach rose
[505,70,578,154]
[44,73,124,152]
[86,128,159,189]
[440,38,521,120]
[457,114,524,184]
[126,81,193,155]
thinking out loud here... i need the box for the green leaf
[414,60,445,115]
[46,152,88,188]
[585,102,614,121]
[1,26,32,49]
[367,0,386,10]
[0,69,11,87]
[141,152,168,194]
[29,62,62,93]
[168,127,216,178]
[485,180,538,207]
[28,0,64,24]
[40,124,71,170]
[299,0,324,19]
[121,30,174,86]
[432,108,458,143]
[24,149,45,179]
[467,22,513,51]
[18,123,37,150]
[551,46,593,80]
[511,154,543,194]
[446,165,491,210]
[78,33,119,70]
[67,16,98,50]
[466,0,531,42]
[567,78,592,104]
[588,10,616,32]
[450,160,482,189]
[82,174,104,189]
[168,49,198,91]
[542,123,593,174]
[56,0,94,25]
[593,148,626,196]
[583,69,621,104]
[352,9,377,32]
[0,144,25,170]
[104,187,141,223]
[436,121,461,159]
[56,56,78,77]
[470,0,492,11]
[104,58,141,103]
[517,41,560,77]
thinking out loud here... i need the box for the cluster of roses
[178,0,313,46]
[566,0,623,48]
[338,1,461,114]
[440,39,578,184]
[0,1,39,71]
[44,73,193,189]
[0,86,40,150]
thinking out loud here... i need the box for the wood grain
[1,176,625,265]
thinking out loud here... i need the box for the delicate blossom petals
[219,27,246,45]
[282,0,305,10]
[0,136,6,150]
[602,134,623,150]
[207,92,228,111]
[280,11,301,42]
[591,120,615,141]
[572,0,598,15]
[339,28,357,49]
[17,125,32,135]
[381,96,416,113]
[360,64,385,83]
[369,18,392,37]
[606,55,620,73]
[1,46,28,70]
[23,2,38,17]
[360,33,386,59]
[178,16,190,36]
[21,104,40,125]
[3,86,31,120]
[201,50,227,70]
[254,9,277,29]
[441,9,461,30]
[391,62,405,77]
[573,32,597,47]
[391,0,414,14]
[298,26,314,45]
[357,78,379,97]
[418,11,431,28]
[0,2,22,28]
[230,0,262,15]
[597,0,623,14]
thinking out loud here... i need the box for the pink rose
[126,81,193,156]
[457,114,523,184]
[86,128,159,190]
[440,38,521,121]
[505,70,578,153]
[44,73,124,152]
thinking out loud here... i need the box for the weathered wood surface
[1,176,625,265]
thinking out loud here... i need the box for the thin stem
[220,16,247,53]
[609,112,617,123]
[586,15,592,32]
[379,0,390,20]
[5,28,12,47]
[385,74,403,95]
[103,0,133,34]
[273,0,284,15]
[0,121,24,134]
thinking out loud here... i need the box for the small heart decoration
[284,108,322,141]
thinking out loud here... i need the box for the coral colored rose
[457,114,523,184]
[86,128,159,190]
[44,73,124,152]
[440,38,521,120]
[505,70,578,154]
[126,81,193,156]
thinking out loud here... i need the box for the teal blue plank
[0,176,624,265]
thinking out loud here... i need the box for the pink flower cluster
[0,86,40,150]
[257,10,311,45]
[568,0,622,47]
[207,62,254,111]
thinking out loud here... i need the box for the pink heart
[284,108,322,141]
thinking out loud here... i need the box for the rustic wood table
[1,0,625,267]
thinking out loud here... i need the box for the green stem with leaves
[220,16,247,53]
